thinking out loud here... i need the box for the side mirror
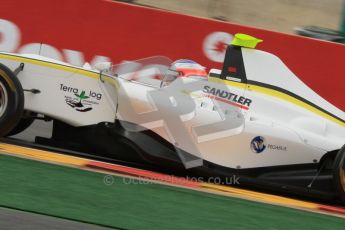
[94,62,112,72]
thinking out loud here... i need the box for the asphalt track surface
[0,207,111,230]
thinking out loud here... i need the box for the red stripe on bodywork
[228,67,237,73]
[203,94,249,110]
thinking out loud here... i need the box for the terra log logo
[60,84,102,112]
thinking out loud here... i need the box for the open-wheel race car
[0,33,344,203]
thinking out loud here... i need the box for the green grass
[0,154,344,229]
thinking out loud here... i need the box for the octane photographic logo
[113,56,245,169]
[203,32,233,63]
[251,136,266,153]
[60,84,102,112]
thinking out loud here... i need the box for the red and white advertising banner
[0,0,344,110]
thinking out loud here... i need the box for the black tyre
[0,63,24,136]
[6,113,35,136]
[333,145,345,203]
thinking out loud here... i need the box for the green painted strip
[0,154,344,229]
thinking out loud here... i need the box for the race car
[0,33,344,203]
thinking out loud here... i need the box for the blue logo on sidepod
[251,136,266,153]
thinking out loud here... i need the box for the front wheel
[0,63,24,136]
[6,112,35,136]
[333,145,345,204]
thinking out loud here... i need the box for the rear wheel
[0,63,24,136]
[333,145,345,203]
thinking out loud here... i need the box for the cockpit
[95,59,208,88]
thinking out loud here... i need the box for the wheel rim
[0,81,8,118]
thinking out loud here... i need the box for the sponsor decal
[250,136,287,153]
[267,144,287,151]
[202,85,252,109]
[251,136,266,153]
[60,84,102,112]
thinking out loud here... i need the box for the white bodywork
[0,53,116,126]
[0,48,344,169]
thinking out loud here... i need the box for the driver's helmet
[170,59,207,80]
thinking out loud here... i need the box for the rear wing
[210,33,263,83]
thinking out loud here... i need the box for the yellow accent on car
[0,53,118,86]
[0,53,99,78]
[246,84,345,127]
[210,77,345,128]
[231,33,263,49]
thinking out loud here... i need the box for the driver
[161,60,207,87]
[170,59,208,80]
